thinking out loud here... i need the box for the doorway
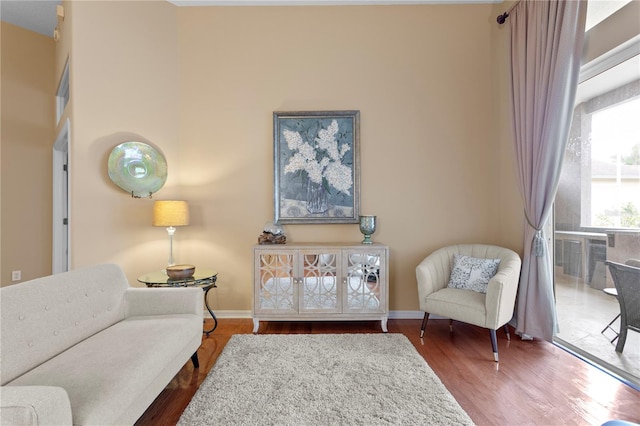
[53,118,69,274]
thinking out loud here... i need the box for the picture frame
[274,110,360,224]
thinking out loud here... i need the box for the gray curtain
[508,0,587,341]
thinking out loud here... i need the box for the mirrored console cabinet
[253,243,389,333]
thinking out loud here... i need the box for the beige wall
[0,23,55,286]
[177,5,519,313]
[66,1,181,277]
[490,1,525,255]
[3,1,636,311]
[63,1,520,313]
[3,1,527,312]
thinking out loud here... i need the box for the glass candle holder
[359,215,377,244]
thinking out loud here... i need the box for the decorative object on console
[107,141,167,198]
[153,200,190,266]
[166,264,196,280]
[258,221,286,244]
[273,110,360,224]
[359,215,376,244]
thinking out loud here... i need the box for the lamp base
[167,226,176,266]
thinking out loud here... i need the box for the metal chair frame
[605,261,640,353]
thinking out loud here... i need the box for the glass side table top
[137,268,218,286]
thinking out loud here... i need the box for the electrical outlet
[11,270,21,281]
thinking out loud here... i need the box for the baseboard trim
[205,310,427,320]
[208,310,252,319]
[389,310,425,319]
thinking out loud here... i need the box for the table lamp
[153,200,190,266]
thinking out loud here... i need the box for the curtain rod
[497,0,521,24]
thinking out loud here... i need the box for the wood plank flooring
[135,319,640,426]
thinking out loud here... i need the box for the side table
[137,268,219,336]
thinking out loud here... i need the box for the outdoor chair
[605,261,640,353]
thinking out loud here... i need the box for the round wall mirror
[107,141,167,198]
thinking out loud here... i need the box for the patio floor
[555,272,640,387]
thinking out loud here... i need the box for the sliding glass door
[553,49,640,386]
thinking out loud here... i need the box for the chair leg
[449,319,454,333]
[601,313,621,343]
[504,324,511,341]
[191,352,200,369]
[420,312,429,338]
[489,329,499,362]
[601,313,620,334]
[615,326,627,353]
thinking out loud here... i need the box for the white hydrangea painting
[274,111,360,224]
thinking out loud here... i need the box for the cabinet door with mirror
[255,250,297,314]
[255,248,343,315]
[343,248,387,314]
[299,249,342,314]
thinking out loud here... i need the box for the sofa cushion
[1,264,129,385]
[7,314,202,426]
[447,254,500,294]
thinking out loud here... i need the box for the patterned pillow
[447,254,501,294]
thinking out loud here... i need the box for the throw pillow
[447,254,501,294]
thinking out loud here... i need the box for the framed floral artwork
[274,110,360,224]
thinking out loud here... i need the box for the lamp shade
[153,200,190,227]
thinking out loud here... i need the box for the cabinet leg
[253,318,260,334]
[381,317,388,333]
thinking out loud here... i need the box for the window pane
[591,98,640,228]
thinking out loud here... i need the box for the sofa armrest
[124,287,203,318]
[0,386,72,426]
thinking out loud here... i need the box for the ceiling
[0,0,61,37]
[0,0,632,39]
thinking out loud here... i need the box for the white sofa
[0,264,204,425]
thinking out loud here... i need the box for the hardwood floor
[136,319,640,426]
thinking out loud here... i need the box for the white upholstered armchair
[416,244,522,362]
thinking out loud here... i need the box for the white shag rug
[178,334,474,425]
